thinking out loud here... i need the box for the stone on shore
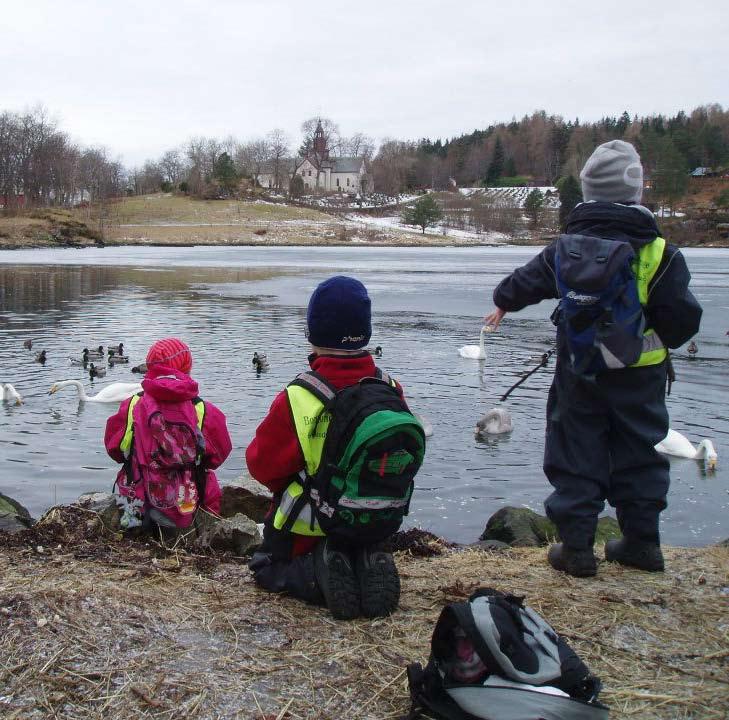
[0,492,34,533]
[195,513,261,556]
[480,506,620,547]
[75,492,122,532]
[219,474,272,523]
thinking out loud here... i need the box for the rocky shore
[1,485,727,719]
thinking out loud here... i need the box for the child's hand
[484,307,506,330]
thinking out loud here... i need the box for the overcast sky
[2,0,727,167]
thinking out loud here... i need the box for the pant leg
[248,524,324,606]
[543,361,610,550]
[604,363,670,543]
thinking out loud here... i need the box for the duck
[34,350,47,364]
[83,346,105,359]
[107,343,124,357]
[89,363,107,379]
[253,352,270,372]
[131,363,148,374]
[23,339,33,350]
[70,349,90,366]
[108,352,130,364]
[655,429,717,473]
[367,345,383,358]
[475,407,513,437]
[458,325,492,360]
[48,380,142,403]
[687,341,698,359]
[0,383,23,405]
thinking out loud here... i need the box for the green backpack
[286,369,426,543]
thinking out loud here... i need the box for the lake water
[0,245,727,546]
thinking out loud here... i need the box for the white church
[258,121,368,194]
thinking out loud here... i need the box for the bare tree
[236,138,269,186]
[267,129,290,191]
[299,117,340,157]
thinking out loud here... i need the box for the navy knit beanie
[306,276,372,350]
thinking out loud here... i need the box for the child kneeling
[105,337,232,533]
[247,276,425,620]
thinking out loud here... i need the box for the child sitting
[104,337,232,533]
[247,276,421,620]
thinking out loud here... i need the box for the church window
[308,170,312,177]
[346,178,350,187]
[336,178,340,187]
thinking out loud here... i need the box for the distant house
[0,193,25,209]
[257,121,368,194]
[690,167,714,177]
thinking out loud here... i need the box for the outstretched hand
[484,307,506,330]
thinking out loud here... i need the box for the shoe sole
[318,549,360,620]
[358,553,400,618]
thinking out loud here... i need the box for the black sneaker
[313,538,360,620]
[355,546,400,618]
[547,543,597,577]
[605,537,664,572]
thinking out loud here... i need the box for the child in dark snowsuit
[247,276,406,620]
[486,140,702,576]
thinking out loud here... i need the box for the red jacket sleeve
[201,401,232,470]
[245,390,304,494]
[104,397,132,464]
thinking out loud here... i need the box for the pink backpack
[117,393,207,529]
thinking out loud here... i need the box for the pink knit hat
[146,337,193,374]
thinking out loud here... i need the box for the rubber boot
[313,538,360,620]
[605,537,664,572]
[547,543,597,577]
[355,546,400,618]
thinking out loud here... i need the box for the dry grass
[1,509,727,720]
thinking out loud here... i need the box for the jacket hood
[142,365,199,402]
[566,201,660,247]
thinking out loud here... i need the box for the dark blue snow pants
[543,358,670,550]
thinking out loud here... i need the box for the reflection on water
[0,246,727,546]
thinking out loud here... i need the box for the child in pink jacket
[104,338,232,530]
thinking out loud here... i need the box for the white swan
[413,412,434,438]
[458,326,492,360]
[0,383,23,405]
[475,407,513,437]
[655,429,718,472]
[48,380,142,403]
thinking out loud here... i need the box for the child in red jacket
[247,276,403,620]
[105,338,232,532]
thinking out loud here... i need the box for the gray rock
[219,474,272,523]
[75,492,122,532]
[480,506,621,547]
[195,513,262,556]
[0,492,34,533]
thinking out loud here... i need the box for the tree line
[0,106,124,211]
[2,105,728,212]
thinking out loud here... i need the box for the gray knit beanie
[580,140,644,204]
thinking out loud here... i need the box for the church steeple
[313,119,328,159]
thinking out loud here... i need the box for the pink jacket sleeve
[104,397,133,464]
[201,401,232,470]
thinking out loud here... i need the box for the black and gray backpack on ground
[407,588,609,720]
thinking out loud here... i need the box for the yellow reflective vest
[630,236,668,368]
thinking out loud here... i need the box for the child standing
[485,141,702,576]
[247,276,419,620]
[105,337,232,532]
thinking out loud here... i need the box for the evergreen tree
[558,175,583,229]
[485,136,504,185]
[652,137,688,216]
[524,188,544,228]
[401,194,443,234]
[504,156,517,177]
[212,152,238,196]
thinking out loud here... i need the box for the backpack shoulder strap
[120,392,143,455]
[192,396,205,431]
[374,366,396,387]
[288,370,338,407]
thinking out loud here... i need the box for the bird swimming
[83,346,105,359]
[475,407,513,437]
[23,339,33,350]
[108,352,130,364]
[458,326,492,360]
[367,345,383,358]
[131,363,148,374]
[655,429,717,473]
[89,363,107,379]
[687,341,698,358]
[253,352,269,372]
[35,350,47,364]
[107,343,124,357]
[0,383,23,405]
[48,380,142,403]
